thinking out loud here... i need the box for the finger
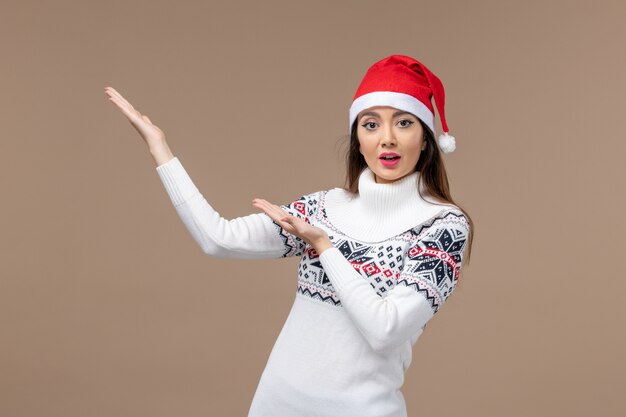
[106,92,145,123]
[252,199,295,229]
[252,199,279,218]
[254,199,290,221]
[108,95,142,123]
[252,198,275,212]
[104,86,127,102]
[280,216,309,237]
[106,93,132,113]
[105,87,126,103]
[142,114,152,124]
[253,198,284,214]
[278,217,298,234]
[107,94,130,114]
[251,198,271,215]
[105,87,136,111]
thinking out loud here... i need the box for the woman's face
[356,106,426,184]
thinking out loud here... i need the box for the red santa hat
[349,54,456,154]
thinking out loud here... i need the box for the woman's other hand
[252,198,334,255]
[104,86,174,166]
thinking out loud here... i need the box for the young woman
[105,54,474,417]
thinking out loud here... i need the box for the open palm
[104,86,165,148]
[252,198,328,247]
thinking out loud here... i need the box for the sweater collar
[357,166,426,216]
[323,167,452,242]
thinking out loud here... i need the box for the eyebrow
[359,110,414,120]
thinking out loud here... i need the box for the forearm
[172,195,286,259]
[155,156,287,259]
[318,247,434,353]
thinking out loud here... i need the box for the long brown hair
[338,118,474,265]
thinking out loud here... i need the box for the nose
[381,123,397,147]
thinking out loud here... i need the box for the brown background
[2,0,625,416]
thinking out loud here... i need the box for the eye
[361,122,378,130]
[398,119,415,128]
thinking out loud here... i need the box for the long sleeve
[155,156,320,259]
[318,212,470,353]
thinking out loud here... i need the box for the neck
[323,166,452,242]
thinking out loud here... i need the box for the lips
[379,152,401,167]
[379,152,401,160]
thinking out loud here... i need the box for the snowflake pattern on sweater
[271,190,469,315]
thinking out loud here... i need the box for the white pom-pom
[438,132,456,154]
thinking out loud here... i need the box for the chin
[374,169,409,184]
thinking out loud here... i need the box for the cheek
[359,142,376,158]
[404,138,423,161]
[357,137,369,154]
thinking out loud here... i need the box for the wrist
[312,236,334,255]
[149,140,174,166]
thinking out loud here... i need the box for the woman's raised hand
[104,86,174,166]
[252,198,333,254]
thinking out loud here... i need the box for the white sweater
[155,157,470,417]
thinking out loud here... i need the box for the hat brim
[349,91,435,135]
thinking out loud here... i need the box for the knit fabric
[155,156,470,417]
